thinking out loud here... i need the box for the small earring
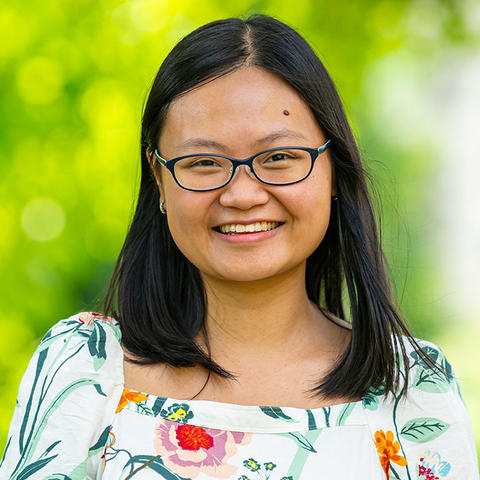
[332,196,338,201]
[159,200,167,214]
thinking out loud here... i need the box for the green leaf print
[38,440,61,458]
[285,429,322,479]
[413,367,450,393]
[399,417,450,443]
[93,383,107,396]
[134,458,186,479]
[259,406,298,422]
[123,455,188,480]
[361,383,386,411]
[19,348,48,452]
[0,436,12,467]
[283,432,317,452]
[18,378,101,476]
[87,322,107,371]
[410,345,440,368]
[88,426,111,452]
[36,326,78,354]
[16,455,58,480]
[336,402,355,426]
[440,355,455,383]
[152,397,168,416]
[361,392,379,411]
[306,409,316,430]
[103,319,122,344]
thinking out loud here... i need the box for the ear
[146,147,166,199]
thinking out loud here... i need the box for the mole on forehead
[283,109,290,115]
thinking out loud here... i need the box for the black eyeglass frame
[152,138,332,192]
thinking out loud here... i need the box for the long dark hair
[100,13,433,400]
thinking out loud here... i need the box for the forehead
[159,66,323,155]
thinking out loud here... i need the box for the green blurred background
[0,0,478,459]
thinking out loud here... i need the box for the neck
[196,264,344,366]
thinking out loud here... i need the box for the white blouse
[0,311,478,479]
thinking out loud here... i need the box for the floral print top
[0,312,478,480]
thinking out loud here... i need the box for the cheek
[163,192,212,261]
[286,179,333,246]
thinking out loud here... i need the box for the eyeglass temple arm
[152,149,167,166]
[317,139,332,153]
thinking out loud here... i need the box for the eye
[188,158,224,168]
[193,159,217,166]
[267,153,290,162]
[265,152,296,163]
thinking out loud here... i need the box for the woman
[1,14,478,480]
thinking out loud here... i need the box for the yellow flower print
[175,407,187,418]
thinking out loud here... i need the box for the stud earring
[159,200,167,214]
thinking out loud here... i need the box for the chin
[210,264,292,283]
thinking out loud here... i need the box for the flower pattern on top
[417,450,451,479]
[153,418,252,478]
[238,458,285,480]
[78,311,112,325]
[244,458,261,471]
[0,312,477,480]
[160,402,195,423]
[115,388,148,413]
[374,430,408,479]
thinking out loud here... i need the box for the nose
[218,164,269,209]
[232,163,256,181]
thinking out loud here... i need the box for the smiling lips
[216,221,282,234]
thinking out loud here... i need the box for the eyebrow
[177,128,307,151]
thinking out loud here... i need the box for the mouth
[213,221,284,235]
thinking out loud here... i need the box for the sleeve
[0,312,124,480]
[367,338,479,479]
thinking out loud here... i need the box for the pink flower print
[78,311,112,325]
[153,418,252,478]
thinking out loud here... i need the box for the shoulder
[385,335,466,413]
[44,310,121,338]
[365,336,479,477]
[0,312,125,478]
[29,311,124,383]
[48,310,121,345]
[397,336,460,399]
[24,309,125,408]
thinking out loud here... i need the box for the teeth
[219,222,280,234]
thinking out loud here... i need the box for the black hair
[100,13,436,400]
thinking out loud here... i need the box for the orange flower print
[116,388,148,413]
[374,430,408,479]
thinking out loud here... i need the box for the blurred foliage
[0,0,478,460]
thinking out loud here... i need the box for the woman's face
[147,66,336,283]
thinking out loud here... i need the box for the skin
[133,65,353,407]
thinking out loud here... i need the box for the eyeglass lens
[173,148,312,190]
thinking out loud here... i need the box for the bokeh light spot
[16,56,64,105]
[22,198,66,242]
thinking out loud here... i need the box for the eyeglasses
[152,139,332,192]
